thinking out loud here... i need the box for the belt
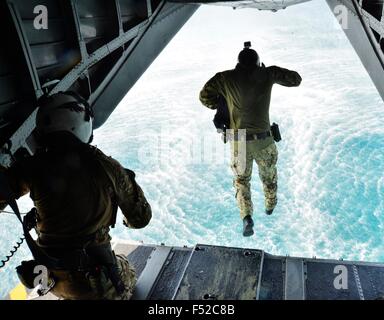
[230,131,271,141]
[42,242,114,271]
[38,227,110,248]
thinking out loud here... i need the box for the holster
[49,242,125,295]
[85,243,126,295]
[271,123,282,142]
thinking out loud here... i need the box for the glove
[124,168,136,181]
[287,72,302,86]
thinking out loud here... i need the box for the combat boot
[242,215,254,237]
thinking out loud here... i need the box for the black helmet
[238,41,260,67]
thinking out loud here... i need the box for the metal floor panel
[305,262,362,300]
[174,244,263,300]
[258,256,284,300]
[126,245,156,279]
[150,247,194,300]
[113,241,141,256]
[132,245,172,300]
[285,258,305,300]
[355,265,384,300]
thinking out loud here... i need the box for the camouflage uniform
[0,137,152,300]
[231,138,278,219]
[200,63,301,218]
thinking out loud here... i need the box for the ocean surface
[1,0,384,298]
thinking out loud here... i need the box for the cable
[0,237,25,269]
[0,210,28,268]
[1,210,26,215]
[1,210,18,215]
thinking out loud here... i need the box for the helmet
[36,91,94,144]
[238,42,260,67]
[238,48,260,67]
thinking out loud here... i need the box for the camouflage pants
[50,255,137,300]
[231,139,278,219]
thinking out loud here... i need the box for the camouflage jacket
[199,64,302,134]
[0,142,152,248]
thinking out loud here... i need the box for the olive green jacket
[200,64,302,134]
[0,143,151,248]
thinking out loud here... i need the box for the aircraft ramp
[113,242,384,300]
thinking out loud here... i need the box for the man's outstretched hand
[286,71,302,87]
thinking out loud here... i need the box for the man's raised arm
[268,66,302,87]
[96,150,152,229]
[199,73,224,109]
